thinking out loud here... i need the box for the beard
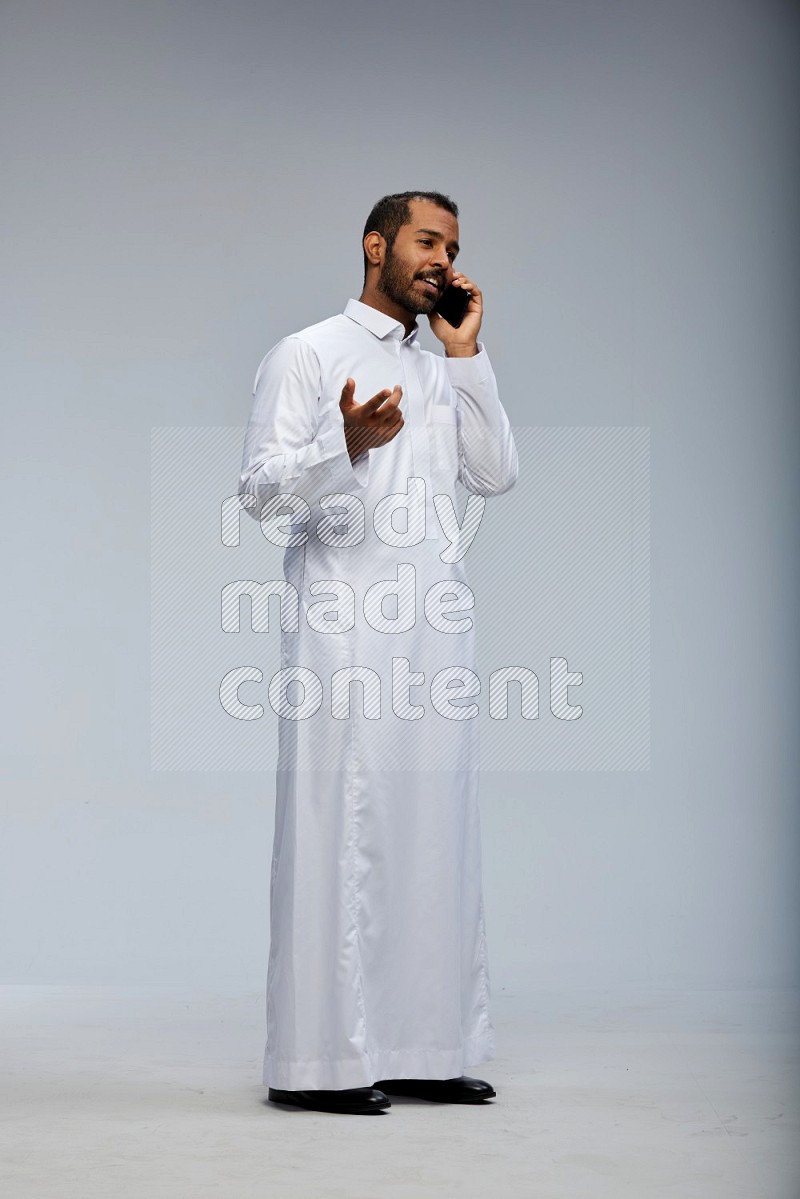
[376,244,440,315]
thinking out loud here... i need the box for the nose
[429,246,450,273]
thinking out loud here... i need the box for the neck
[358,284,417,337]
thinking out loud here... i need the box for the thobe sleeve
[444,342,519,496]
[238,335,371,522]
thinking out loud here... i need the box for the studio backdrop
[1,0,797,996]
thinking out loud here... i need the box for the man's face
[376,199,460,315]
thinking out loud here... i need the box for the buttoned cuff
[313,421,371,493]
[443,340,493,385]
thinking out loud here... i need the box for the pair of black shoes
[268,1075,496,1114]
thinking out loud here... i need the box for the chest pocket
[429,404,460,486]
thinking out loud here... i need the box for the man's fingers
[452,271,478,291]
[341,380,404,447]
[359,387,390,415]
[361,384,402,417]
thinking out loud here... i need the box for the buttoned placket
[395,329,440,542]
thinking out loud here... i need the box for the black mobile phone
[433,281,471,328]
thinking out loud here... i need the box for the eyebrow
[415,227,460,254]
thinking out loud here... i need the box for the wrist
[444,341,479,358]
[344,426,366,463]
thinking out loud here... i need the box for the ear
[363,231,385,270]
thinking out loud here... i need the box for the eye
[420,238,456,262]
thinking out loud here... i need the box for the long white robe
[239,297,518,1089]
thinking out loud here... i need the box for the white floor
[1,986,797,1198]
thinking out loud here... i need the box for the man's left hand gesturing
[428,271,483,358]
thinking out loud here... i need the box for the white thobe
[239,297,518,1090]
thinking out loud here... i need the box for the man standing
[238,191,518,1114]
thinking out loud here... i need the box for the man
[238,191,518,1114]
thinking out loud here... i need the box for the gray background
[1,0,797,994]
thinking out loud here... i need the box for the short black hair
[362,191,459,282]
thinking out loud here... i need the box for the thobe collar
[343,297,420,346]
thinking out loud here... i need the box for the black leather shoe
[373,1075,496,1103]
[268,1086,391,1114]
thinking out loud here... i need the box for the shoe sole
[381,1088,496,1103]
